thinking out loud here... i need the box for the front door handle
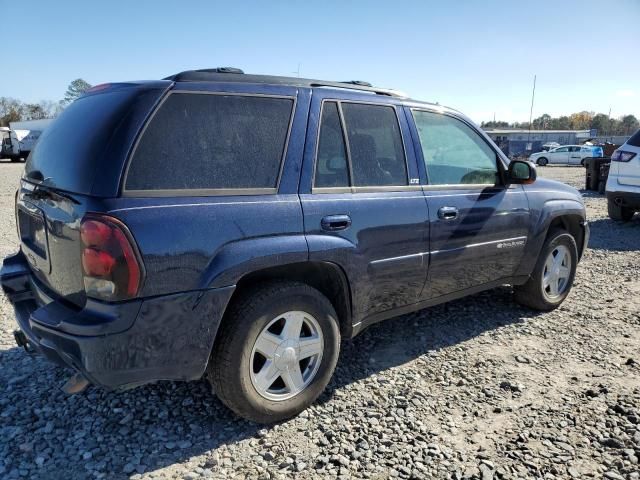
[321,214,352,231]
[437,206,459,220]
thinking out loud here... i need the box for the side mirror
[508,160,536,185]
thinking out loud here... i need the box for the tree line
[481,111,639,136]
[0,79,92,127]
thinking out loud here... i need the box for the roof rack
[163,68,405,97]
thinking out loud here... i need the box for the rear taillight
[80,214,144,301]
[611,150,637,162]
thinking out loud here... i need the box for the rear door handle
[437,206,459,220]
[321,214,352,231]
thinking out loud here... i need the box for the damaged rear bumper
[1,251,234,390]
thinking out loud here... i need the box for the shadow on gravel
[586,217,640,252]
[578,189,604,199]
[324,287,538,397]
[0,287,539,479]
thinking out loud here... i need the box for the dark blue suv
[1,68,588,423]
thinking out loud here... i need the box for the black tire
[208,281,340,423]
[514,230,578,311]
[608,198,635,222]
[537,157,548,166]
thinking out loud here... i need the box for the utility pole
[293,63,301,78]
[527,74,537,145]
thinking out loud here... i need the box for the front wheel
[208,281,340,423]
[514,230,578,311]
[537,157,548,166]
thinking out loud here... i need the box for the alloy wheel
[542,245,571,299]
[250,311,324,401]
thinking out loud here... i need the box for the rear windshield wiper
[23,172,80,204]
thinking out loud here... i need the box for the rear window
[25,90,140,194]
[125,93,294,192]
[627,128,640,147]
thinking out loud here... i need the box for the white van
[606,129,640,221]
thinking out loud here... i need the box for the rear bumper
[1,251,235,390]
[606,190,640,210]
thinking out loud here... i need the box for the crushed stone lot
[0,161,639,480]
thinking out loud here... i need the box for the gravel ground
[1,161,639,480]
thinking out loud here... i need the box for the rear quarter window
[125,93,294,192]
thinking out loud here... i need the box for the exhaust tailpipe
[62,373,90,394]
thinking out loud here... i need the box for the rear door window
[314,102,349,188]
[125,93,294,192]
[341,103,407,186]
[412,110,498,185]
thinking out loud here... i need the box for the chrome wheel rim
[542,245,572,299]
[250,311,324,401]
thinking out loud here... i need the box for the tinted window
[412,111,498,185]
[25,89,144,194]
[126,93,293,191]
[315,102,349,188]
[555,147,569,152]
[627,128,640,147]
[341,103,407,186]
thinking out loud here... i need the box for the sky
[3,0,639,124]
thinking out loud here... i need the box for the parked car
[0,69,589,423]
[606,128,640,221]
[529,145,593,166]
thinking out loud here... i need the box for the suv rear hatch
[18,81,170,307]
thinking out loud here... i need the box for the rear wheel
[608,198,635,221]
[537,157,548,166]
[208,281,340,423]
[514,230,577,311]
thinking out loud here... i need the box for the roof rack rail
[309,82,404,97]
[162,69,405,97]
[164,67,244,80]
[341,80,372,87]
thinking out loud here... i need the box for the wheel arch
[516,202,587,277]
[218,261,353,341]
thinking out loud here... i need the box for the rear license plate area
[18,207,48,260]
